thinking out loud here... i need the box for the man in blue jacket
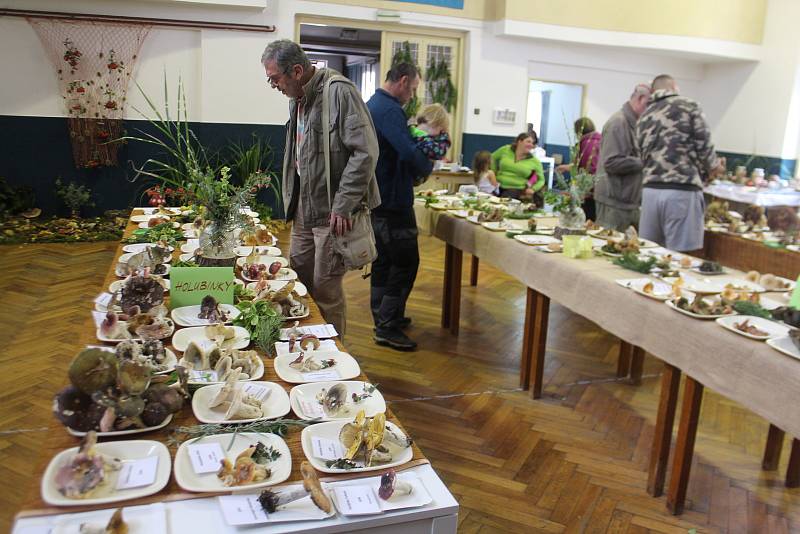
[367,63,433,350]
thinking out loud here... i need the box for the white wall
[2,0,800,164]
[528,81,583,146]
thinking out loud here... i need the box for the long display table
[414,201,800,515]
[13,210,458,533]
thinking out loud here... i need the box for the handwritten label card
[116,456,159,490]
[302,369,341,382]
[311,436,345,460]
[242,384,271,402]
[94,292,113,308]
[300,400,325,419]
[218,495,270,526]
[279,324,339,340]
[189,369,219,383]
[187,442,225,474]
[170,267,235,308]
[332,486,381,515]
[91,310,107,328]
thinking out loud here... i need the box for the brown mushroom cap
[300,461,332,514]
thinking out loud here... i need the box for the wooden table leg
[629,346,645,386]
[786,439,800,488]
[617,340,632,378]
[441,243,453,329]
[667,375,704,515]
[448,247,463,336]
[470,255,479,286]
[520,288,535,390]
[529,290,550,399]
[762,424,785,471]
[647,363,681,497]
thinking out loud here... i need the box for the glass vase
[198,221,237,267]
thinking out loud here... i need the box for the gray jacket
[594,102,643,210]
[282,68,381,227]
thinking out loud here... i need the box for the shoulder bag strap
[322,76,332,211]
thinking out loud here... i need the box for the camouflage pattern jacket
[636,89,719,191]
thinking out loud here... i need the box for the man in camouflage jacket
[636,74,725,251]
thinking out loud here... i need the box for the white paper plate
[513,235,560,246]
[51,503,167,534]
[42,440,171,506]
[180,240,199,254]
[625,279,672,300]
[301,421,413,474]
[138,221,179,229]
[171,304,240,327]
[131,214,170,223]
[274,351,360,383]
[466,215,482,224]
[246,279,308,298]
[481,221,511,232]
[757,276,796,293]
[66,415,173,438]
[766,335,800,360]
[235,255,289,268]
[96,320,175,344]
[122,243,175,254]
[192,381,291,423]
[171,325,251,352]
[712,277,766,293]
[665,299,735,320]
[174,432,291,493]
[119,251,173,265]
[449,209,469,218]
[140,207,181,215]
[274,339,339,357]
[328,474,431,515]
[716,315,791,340]
[289,381,385,421]
[235,245,282,257]
[242,267,298,283]
[587,229,624,240]
[690,266,726,276]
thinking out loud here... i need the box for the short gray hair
[261,39,311,72]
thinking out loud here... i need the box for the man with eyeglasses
[261,39,380,337]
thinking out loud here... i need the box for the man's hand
[329,212,353,237]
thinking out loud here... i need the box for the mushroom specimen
[257,461,332,514]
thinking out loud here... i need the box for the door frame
[526,78,588,147]
[295,14,466,158]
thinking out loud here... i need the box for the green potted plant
[55,178,94,218]
[123,79,273,266]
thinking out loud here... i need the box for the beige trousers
[289,219,347,336]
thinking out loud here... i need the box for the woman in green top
[491,132,546,200]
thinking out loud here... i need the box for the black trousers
[370,208,419,331]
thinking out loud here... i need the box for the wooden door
[380,31,462,159]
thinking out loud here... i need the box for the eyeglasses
[267,66,291,89]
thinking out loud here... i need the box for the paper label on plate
[279,324,338,340]
[187,442,226,474]
[300,399,325,419]
[275,339,338,354]
[116,455,159,489]
[218,495,270,525]
[94,292,112,307]
[242,384,271,401]
[333,486,382,515]
[311,436,345,460]
[302,369,341,381]
[91,310,107,328]
[189,369,219,383]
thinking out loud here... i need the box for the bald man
[635,74,725,252]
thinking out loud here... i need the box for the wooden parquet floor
[1,235,799,532]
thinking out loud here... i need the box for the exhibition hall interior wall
[0,0,797,214]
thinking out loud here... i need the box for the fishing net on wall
[28,19,150,169]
